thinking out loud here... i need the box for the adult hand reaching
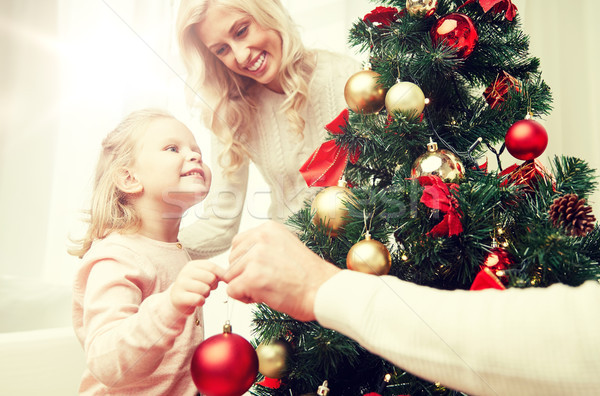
[224,221,340,321]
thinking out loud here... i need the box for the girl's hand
[170,260,225,315]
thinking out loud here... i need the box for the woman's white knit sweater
[179,50,361,258]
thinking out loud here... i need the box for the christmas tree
[250,0,600,394]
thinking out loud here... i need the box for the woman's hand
[170,260,225,315]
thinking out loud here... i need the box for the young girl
[70,109,224,395]
[176,0,362,258]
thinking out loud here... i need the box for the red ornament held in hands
[504,118,548,160]
[191,322,258,396]
[431,13,478,59]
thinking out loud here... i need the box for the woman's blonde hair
[68,109,175,258]
[176,0,316,177]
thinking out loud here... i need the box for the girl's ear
[114,168,143,194]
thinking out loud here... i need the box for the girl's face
[195,5,283,93]
[131,118,212,213]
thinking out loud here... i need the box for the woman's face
[195,5,283,93]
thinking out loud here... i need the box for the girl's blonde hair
[176,0,316,177]
[69,109,175,258]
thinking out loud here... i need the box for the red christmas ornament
[191,322,258,396]
[504,119,548,160]
[431,13,478,59]
[483,71,520,109]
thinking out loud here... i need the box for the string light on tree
[385,80,426,119]
[190,321,258,396]
[311,179,355,237]
[344,69,387,114]
[430,13,478,59]
[411,138,465,182]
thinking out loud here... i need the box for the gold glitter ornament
[411,139,465,182]
[406,0,438,18]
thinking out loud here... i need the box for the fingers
[170,260,226,314]
[187,260,226,285]
[226,221,286,282]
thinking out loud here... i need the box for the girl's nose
[188,150,202,163]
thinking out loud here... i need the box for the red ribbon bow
[418,175,463,237]
[363,6,400,27]
[257,377,282,389]
[459,0,518,21]
[470,247,512,290]
[299,109,361,187]
[470,267,506,290]
[499,159,555,192]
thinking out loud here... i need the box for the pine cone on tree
[549,193,596,236]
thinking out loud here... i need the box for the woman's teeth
[247,52,265,72]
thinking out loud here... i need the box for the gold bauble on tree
[385,81,426,119]
[344,69,387,114]
[311,180,355,237]
[406,0,438,18]
[346,231,391,275]
[411,139,465,182]
[255,339,290,379]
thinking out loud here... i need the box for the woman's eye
[236,25,248,37]
[215,45,226,56]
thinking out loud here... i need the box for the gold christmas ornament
[385,81,426,119]
[406,0,438,18]
[346,231,391,275]
[344,70,387,114]
[256,340,290,379]
[311,180,355,237]
[411,139,465,182]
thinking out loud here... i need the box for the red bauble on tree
[431,13,478,59]
[191,322,258,396]
[505,118,548,160]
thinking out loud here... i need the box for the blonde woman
[176,0,361,258]
[70,109,224,395]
